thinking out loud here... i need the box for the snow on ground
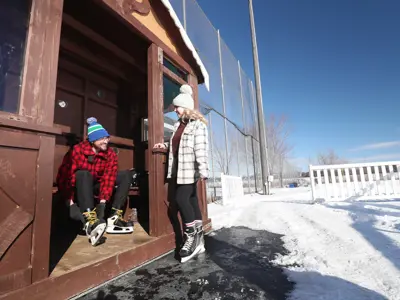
[208,187,400,300]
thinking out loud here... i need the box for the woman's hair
[181,108,208,125]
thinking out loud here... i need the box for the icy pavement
[209,188,400,300]
[76,226,294,299]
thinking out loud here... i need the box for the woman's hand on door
[153,143,166,149]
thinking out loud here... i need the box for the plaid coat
[56,141,118,201]
[166,119,209,184]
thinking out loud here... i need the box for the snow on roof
[160,0,210,91]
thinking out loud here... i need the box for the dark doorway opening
[49,0,153,277]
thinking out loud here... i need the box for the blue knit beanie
[87,117,109,142]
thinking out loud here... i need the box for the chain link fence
[171,0,263,202]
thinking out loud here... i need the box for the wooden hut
[0,0,211,298]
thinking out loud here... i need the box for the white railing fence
[220,173,244,205]
[309,161,400,202]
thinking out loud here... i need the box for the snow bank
[208,188,400,300]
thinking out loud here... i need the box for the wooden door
[0,129,54,294]
[54,56,119,138]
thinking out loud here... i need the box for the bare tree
[211,128,233,175]
[265,114,293,186]
[210,114,294,189]
[317,149,347,165]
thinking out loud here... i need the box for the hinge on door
[157,47,163,64]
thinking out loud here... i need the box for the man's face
[93,136,110,152]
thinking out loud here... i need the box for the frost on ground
[208,187,400,300]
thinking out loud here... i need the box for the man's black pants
[75,170,132,213]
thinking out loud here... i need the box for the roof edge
[160,0,210,91]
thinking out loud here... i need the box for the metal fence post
[250,82,259,191]
[250,137,256,192]
[249,0,269,195]
[208,113,217,200]
[238,61,251,194]
[217,29,230,175]
[236,128,240,176]
[183,0,187,31]
[250,81,269,194]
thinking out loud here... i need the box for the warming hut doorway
[49,0,152,277]
[0,0,211,297]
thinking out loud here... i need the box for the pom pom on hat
[86,117,109,143]
[180,84,193,96]
[87,117,98,125]
[173,84,194,110]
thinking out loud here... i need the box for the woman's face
[174,106,185,118]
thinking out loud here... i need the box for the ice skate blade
[89,223,106,246]
[106,226,134,234]
[180,246,202,263]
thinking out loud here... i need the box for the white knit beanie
[172,84,194,110]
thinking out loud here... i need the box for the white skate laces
[181,232,195,251]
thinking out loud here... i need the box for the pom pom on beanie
[86,117,110,142]
[180,84,193,96]
[87,117,97,125]
[172,84,194,110]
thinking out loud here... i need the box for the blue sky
[192,0,400,170]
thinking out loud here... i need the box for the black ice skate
[82,209,106,246]
[180,226,202,263]
[106,208,134,234]
[196,224,206,254]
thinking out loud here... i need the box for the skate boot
[106,208,134,234]
[180,226,201,263]
[196,223,206,254]
[82,208,106,246]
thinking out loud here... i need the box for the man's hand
[153,143,166,149]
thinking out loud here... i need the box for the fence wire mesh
[171,0,264,201]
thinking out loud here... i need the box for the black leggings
[175,181,202,225]
[75,170,132,212]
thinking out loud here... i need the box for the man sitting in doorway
[56,117,134,246]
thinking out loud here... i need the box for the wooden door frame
[22,0,64,284]
[147,44,210,237]
[147,44,164,237]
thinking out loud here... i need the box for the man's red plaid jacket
[56,140,118,201]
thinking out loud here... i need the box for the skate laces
[112,208,128,222]
[83,209,98,225]
[182,231,195,251]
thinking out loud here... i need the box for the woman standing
[154,84,209,263]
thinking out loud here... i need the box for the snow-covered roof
[160,0,210,91]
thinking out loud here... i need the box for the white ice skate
[106,208,134,234]
[197,225,206,254]
[83,210,106,246]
